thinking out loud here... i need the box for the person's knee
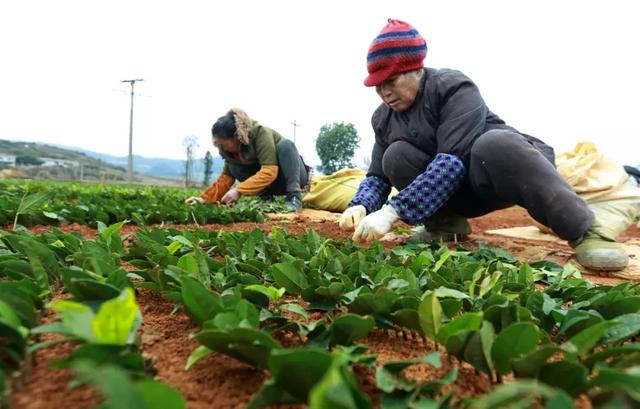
[276,139,296,157]
[470,130,525,162]
[382,141,429,188]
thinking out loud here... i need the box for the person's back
[370,67,553,168]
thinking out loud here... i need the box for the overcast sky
[1,0,639,168]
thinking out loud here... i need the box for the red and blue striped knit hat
[364,19,427,87]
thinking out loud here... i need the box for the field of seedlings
[1,179,640,409]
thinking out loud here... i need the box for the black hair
[211,113,236,139]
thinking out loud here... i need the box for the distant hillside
[0,140,192,186]
[0,139,224,181]
[72,148,224,180]
[0,139,127,172]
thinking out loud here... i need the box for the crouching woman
[185,108,310,211]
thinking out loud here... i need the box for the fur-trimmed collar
[228,108,253,145]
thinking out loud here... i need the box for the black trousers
[227,139,309,196]
[381,130,594,241]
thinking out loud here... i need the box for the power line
[121,78,144,183]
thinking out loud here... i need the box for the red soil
[10,207,636,408]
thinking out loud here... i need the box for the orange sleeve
[200,173,235,203]
[236,165,278,196]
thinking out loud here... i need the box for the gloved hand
[339,205,367,231]
[185,196,205,205]
[353,204,399,242]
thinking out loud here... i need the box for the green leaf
[209,300,259,330]
[268,348,333,402]
[601,313,640,344]
[308,358,373,409]
[244,284,281,304]
[73,361,186,409]
[170,235,195,248]
[43,211,59,219]
[511,345,562,378]
[589,367,640,400]
[433,251,451,272]
[165,241,182,255]
[557,309,602,338]
[329,314,375,347]
[177,253,198,274]
[434,287,471,300]
[391,309,422,334]
[185,345,213,370]
[101,220,128,243]
[348,289,399,316]
[247,380,298,409]
[137,379,187,409]
[463,331,492,376]
[471,380,574,409]
[562,320,619,357]
[281,303,308,320]
[461,321,495,377]
[50,299,96,342]
[69,278,121,301]
[0,260,34,280]
[271,263,309,295]
[180,276,224,325]
[479,271,502,298]
[479,321,496,375]
[598,296,640,319]
[73,361,150,409]
[193,327,281,369]
[92,288,140,345]
[16,191,48,215]
[0,299,22,328]
[0,285,37,329]
[538,361,589,397]
[491,322,541,375]
[583,344,640,369]
[418,291,442,341]
[436,312,483,344]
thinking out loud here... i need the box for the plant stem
[13,190,28,230]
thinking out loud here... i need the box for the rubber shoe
[411,213,471,243]
[285,193,302,212]
[569,228,628,271]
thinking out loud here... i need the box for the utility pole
[121,78,144,183]
[291,120,301,144]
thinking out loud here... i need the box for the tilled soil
[10,207,637,408]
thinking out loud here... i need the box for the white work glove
[353,204,399,242]
[339,205,367,231]
[185,196,205,205]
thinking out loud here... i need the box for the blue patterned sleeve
[388,154,465,225]
[349,175,392,214]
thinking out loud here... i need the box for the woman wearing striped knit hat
[339,19,629,271]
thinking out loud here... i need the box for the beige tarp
[556,142,640,203]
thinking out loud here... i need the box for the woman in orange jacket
[185,108,310,211]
